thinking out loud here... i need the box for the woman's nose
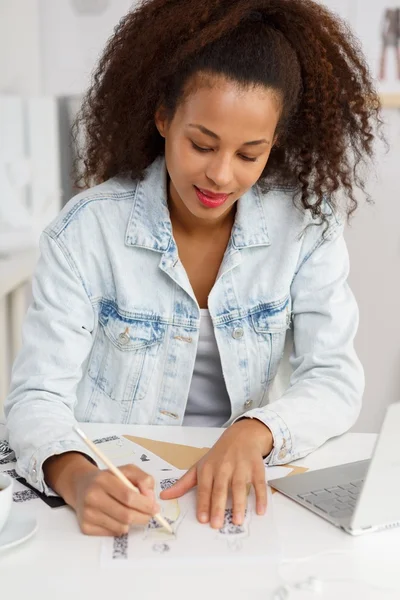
[205,155,234,190]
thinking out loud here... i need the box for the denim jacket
[5,156,364,495]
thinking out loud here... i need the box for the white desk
[1,425,399,600]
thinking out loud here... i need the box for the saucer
[0,508,38,551]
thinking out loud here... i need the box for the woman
[5,0,381,537]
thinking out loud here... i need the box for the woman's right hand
[44,452,159,536]
[72,464,160,536]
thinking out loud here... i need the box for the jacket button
[243,399,253,409]
[278,449,287,460]
[31,468,38,483]
[232,327,244,339]
[118,333,130,345]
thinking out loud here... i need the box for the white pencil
[73,426,173,534]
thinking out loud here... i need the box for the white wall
[346,110,400,432]
[0,0,43,94]
[39,0,134,95]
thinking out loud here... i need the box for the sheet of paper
[124,435,209,470]
[92,434,174,471]
[266,465,293,480]
[101,469,281,566]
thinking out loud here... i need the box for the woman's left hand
[160,419,273,529]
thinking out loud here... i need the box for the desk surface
[1,424,399,600]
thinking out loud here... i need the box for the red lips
[194,186,230,208]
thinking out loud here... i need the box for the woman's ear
[154,105,168,138]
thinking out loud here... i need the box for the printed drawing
[216,508,251,550]
[143,477,184,541]
[13,489,39,503]
[112,534,129,560]
[159,477,179,491]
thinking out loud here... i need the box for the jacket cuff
[233,407,293,465]
[22,439,100,497]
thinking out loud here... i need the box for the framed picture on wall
[321,0,400,108]
[353,2,400,107]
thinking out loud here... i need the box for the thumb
[160,468,197,500]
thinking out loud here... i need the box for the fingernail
[211,517,222,528]
[199,513,208,523]
[234,513,242,524]
[257,504,266,515]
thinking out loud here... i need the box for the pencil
[73,426,173,534]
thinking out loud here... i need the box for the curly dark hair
[74,0,383,222]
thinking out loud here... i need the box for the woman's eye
[191,141,257,162]
[240,155,257,162]
[191,142,211,153]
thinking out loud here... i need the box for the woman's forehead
[177,77,281,137]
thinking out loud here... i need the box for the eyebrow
[188,123,270,146]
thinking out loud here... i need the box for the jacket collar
[125,156,270,252]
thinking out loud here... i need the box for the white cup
[0,473,13,534]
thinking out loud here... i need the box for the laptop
[268,402,400,535]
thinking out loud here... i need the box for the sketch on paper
[217,508,250,537]
[215,507,252,553]
[143,477,185,542]
[152,543,170,554]
[86,434,173,471]
[100,469,280,567]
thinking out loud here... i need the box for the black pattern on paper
[112,534,129,559]
[140,453,150,462]
[218,509,247,535]
[0,456,16,465]
[0,440,12,456]
[92,435,120,445]
[3,469,19,479]
[13,489,39,503]
[159,478,179,491]
[0,440,15,464]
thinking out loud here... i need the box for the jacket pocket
[251,295,291,384]
[88,307,166,405]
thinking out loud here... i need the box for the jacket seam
[44,230,92,302]
[293,220,342,279]
[49,190,136,238]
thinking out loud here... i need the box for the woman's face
[155,74,281,223]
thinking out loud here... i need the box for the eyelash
[190,141,258,163]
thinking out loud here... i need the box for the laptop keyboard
[297,479,364,519]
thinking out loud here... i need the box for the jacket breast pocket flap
[90,313,166,404]
[101,314,165,351]
[251,298,290,334]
